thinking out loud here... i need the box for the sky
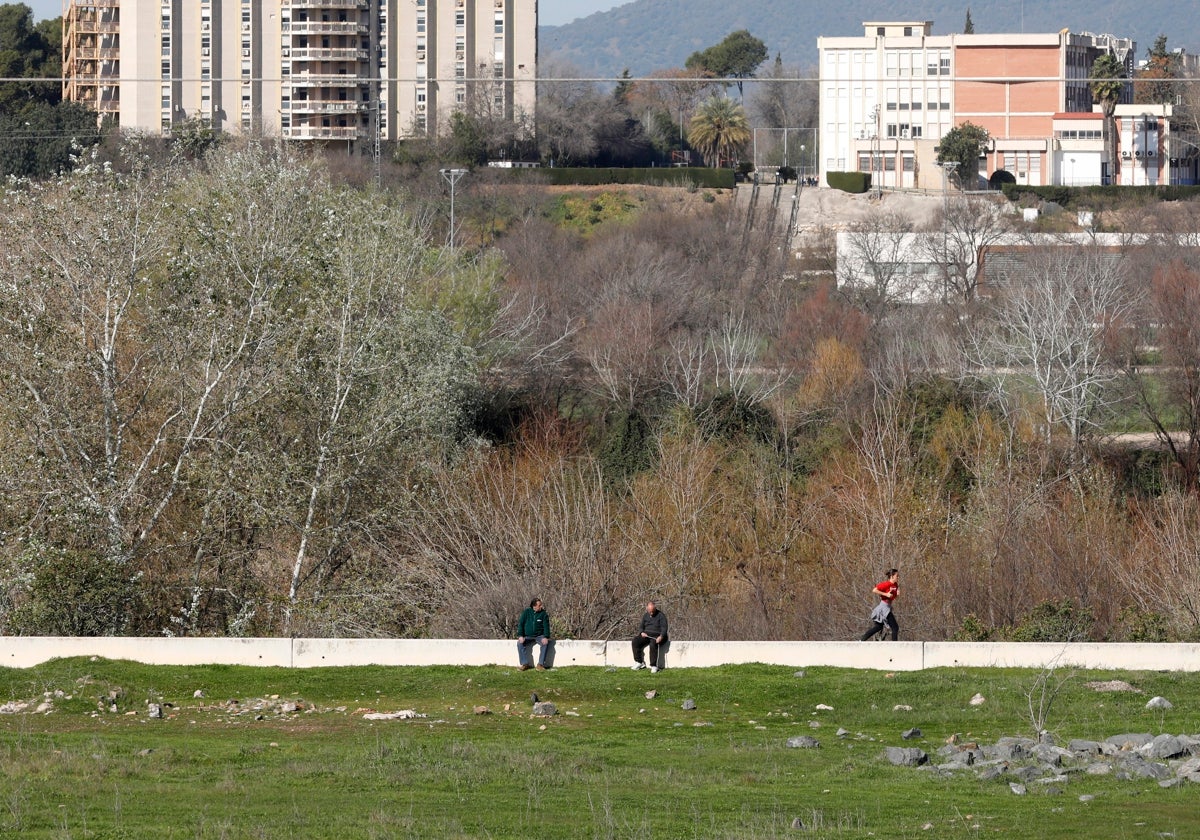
[25,0,626,27]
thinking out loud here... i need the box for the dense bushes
[826,171,871,193]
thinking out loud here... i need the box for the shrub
[1007,599,1095,642]
[6,544,141,636]
[826,171,871,193]
[988,169,1016,189]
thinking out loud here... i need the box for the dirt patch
[1085,680,1142,693]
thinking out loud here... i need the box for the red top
[876,580,898,603]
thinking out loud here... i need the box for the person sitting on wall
[516,597,552,671]
[631,600,668,672]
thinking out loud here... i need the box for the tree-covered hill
[541,0,1200,78]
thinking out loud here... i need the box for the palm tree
[1090,53,1125,185]
[687,95,751,168]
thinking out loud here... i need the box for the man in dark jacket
[631,600,668,672]
[516,598,552,670]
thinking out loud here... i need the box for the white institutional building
[62,0,537,145]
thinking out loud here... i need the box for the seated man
[516,597,551,671]
[631,600,668,672]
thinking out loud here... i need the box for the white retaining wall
[4,637,1200,671]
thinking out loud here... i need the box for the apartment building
[816,21,1139,189]
[62,0,537,145]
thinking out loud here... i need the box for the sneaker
[535,664,546,671]
[649,666,659,673]
[631,662,645,670]
[519,664,531,671]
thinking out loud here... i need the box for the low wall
[4,638,1200,671]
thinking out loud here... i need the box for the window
[903,26,913,36]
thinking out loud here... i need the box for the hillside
[540,0,1200,78]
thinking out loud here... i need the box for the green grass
[2,660,1199,838]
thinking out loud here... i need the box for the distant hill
[540,0,1199,78]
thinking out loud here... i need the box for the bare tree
[966,245,1140,445]
[836,210,919,324]
[918,195,1013,303]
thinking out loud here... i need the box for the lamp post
[439,167,467,250]
[1068,156,1075,187]
[939,160,960,217]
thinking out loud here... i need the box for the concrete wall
[5,638,1200,671]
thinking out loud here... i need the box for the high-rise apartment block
[62,0,537,145]
[813,22,1197,189]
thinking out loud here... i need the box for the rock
[809,720,820,729]
[1068,739,1102,754]
[836,727,850,738]
[793,671,805,678]
[815,703,833,711]
[786,736,820,749]
[893,704,913,711]
[645,690,657,699]
[885,746,927,766]
[147,704,163,719]
[532,701,557,717]
[969,693,986,706]
[1175,756,1200,778]
[1009,783,1026,795]
[193,689,205,699]
[1145,696,1173,710]
[137,748,154,756]
[790,817,805,830]
[280,701,299,714]
[1159,778,1184,788]
[1079,794,1095,802]
[34,701,52,714]
[1106,733,1153,750]
[530,693,539,704]
[682,699,696,711]
[1146,734,1187,760]
[1085,680,1139,693]
[976,766,1004,782]
[1031,743,1073,766]
[1085,762,1112,775]
[902,728,922,740]
[473,706,490,715]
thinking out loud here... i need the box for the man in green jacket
[516,598,552,670]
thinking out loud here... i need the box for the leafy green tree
[1090,53,1125,185]
[687,95,751,167]
[935,121,989,188]
[0,3,60,110]
[0,99,101,178]
[685,30,768,99]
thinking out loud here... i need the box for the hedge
[1001,183,1200,207]
[499,167,735,189]
[827,171,871,193]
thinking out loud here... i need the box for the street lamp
[938,160,960,218]
[1068,157,1076,187]
[439,168,468,250]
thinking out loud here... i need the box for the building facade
[817,21,1139,189]
[62,0,537,145]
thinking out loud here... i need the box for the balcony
[284,21,368,35]
[289,47,370,62]
[287,99,368,114]
[283,125,364,140]
[288,73,369,86]
[70,47,121,60]
[286,0,367,7]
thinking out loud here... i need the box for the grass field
[2,659,1199,838]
